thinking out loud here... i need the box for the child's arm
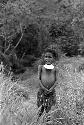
[49,67,59,92]
[49,81,58,92]
[38,65,42,80]
[39,80,50,92]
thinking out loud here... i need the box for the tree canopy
[0,0,84,74]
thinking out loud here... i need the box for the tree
[0,0,84,74]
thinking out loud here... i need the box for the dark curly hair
[44,48,59,60]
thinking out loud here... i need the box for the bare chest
[40,67,56,89]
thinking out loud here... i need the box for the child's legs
[37,88,44,117]
[44,89,56,113]
[37,88,44,107]
[50,89,56,106]
[37,88,56,117]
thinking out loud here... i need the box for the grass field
[0,56,84,125]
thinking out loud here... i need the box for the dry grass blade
[1,57,84,124]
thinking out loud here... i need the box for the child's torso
[40,65,56,89]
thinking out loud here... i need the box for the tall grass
[0,71,39,125]
[0,57,84,125]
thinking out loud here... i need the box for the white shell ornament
[44,64,54,69]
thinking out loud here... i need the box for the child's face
[44,52,54,64]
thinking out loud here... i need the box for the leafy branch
[9,23,23,56]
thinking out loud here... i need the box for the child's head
[42,48,58,64]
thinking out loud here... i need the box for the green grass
[0,56,84,125]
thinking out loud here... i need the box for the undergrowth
[0,72,38,125]
[0,57,84,125]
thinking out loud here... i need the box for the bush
[49,22,80,57]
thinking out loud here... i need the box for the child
[37,48,59,118]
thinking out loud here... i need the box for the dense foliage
[0,0,84,74]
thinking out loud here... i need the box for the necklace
[44,64,54,69]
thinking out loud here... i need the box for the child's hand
[49,82,57,92]
[39,81,50,92]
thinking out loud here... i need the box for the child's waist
[39,86,55,94]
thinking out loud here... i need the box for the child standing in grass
[37,48,59,118]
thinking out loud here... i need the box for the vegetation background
[0,0,84,73]
[0,0,84,125]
